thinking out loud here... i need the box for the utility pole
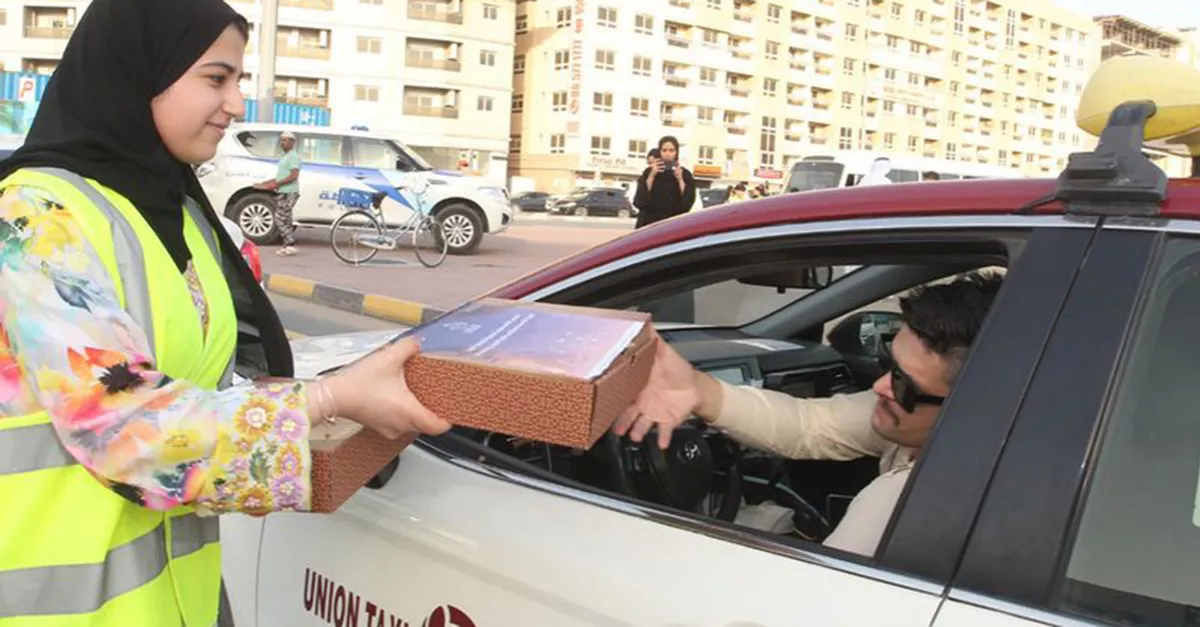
[256,0,279,123]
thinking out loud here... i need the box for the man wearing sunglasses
[614,271,1004,557]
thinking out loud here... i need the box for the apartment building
[511,0,1101,193]
[0,0,516,174]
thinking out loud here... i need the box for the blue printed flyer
[394,299,648,381]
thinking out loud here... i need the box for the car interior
[377,228,1026,553]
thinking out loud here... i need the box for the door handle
[354,173,367,180]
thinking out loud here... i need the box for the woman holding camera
[633,135,696,228]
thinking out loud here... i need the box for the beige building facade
[0,0,516,175]
[510,0,1102,194]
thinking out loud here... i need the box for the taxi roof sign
[1077,55,1200,157]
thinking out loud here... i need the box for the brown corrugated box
[307,301,656,513]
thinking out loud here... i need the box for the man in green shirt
[254,130,302,255]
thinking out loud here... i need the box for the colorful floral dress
[0,183,312,515]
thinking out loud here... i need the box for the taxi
[220,55,1200,627]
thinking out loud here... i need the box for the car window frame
[419,214,1098,588]
[936,225,1165,618]
[295,131,347,167]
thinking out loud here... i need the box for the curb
[263,272,446,326]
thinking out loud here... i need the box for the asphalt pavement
[272,293,399,337]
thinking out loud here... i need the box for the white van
[780,150,1022,194]
[197,123,514,254]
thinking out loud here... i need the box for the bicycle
[328,179,448,268]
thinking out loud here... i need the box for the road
[273,293,398,337]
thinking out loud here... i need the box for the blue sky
[1053,0,1200,30]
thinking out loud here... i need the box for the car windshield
[784,161,845,193]
[384,138,432,171]
[567,188,592,198]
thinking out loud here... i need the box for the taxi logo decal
[303,568,478,627]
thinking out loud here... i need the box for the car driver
[614,271,1005,557]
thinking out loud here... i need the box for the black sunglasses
[880,343,945,413]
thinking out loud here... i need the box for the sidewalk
[262,222,628,325]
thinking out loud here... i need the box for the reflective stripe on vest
[0,168,234,625]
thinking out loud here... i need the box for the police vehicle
[220,56,1200,626]
[197,123,514,255]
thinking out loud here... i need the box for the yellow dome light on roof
[1077,55,1200,156]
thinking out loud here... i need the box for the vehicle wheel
[573,206,588,217]
[228,193,278,245]
[617,208,631,219]
[330,210,383,265]
[413,216,449,268]
[435,204,483,254]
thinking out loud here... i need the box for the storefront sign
[568,0,585,133]
[693,164,723,179]
[754,167,782,179]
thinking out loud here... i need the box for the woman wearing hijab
[633,135,697,228]
[0,1,449,624]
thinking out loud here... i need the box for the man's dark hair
[923,171,940,180]
[899,271,1004,383]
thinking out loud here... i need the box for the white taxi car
[197,123,514,255]
[220,57,1200,626]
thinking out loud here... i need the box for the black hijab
[0,0,294,378]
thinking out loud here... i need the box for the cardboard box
[306,299,657,512]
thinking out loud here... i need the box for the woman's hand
[315,338,451,439]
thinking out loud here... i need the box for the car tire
[436,204,484,254]
[617,208,631,219]
[228,192,279,246]
[573,206,588,217]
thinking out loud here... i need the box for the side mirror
[738,266,835,292]
[827,311,903,357]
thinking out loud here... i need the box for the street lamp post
[256,0,279,123]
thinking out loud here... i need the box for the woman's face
[151,24,247,165]
[659,142,678,162]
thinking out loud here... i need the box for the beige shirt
[710,381,916,557]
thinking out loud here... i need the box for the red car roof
[489,177,1200,300]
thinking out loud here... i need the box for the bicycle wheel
[412,215,448,268]
[330,210,383,265]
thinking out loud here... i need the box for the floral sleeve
[0,183,312,516]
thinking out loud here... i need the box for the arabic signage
[754,167,783,179]
[568,0,585,132]
[303,568,477,627]
[867,80,938,109]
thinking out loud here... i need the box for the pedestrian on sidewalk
[0,1,449,625]
[255,130,302,255]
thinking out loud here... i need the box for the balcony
[665,75,690,89]
[734,10,753,22]
[730,48,752,60]
[728,85,751,98]
[662,114,685,128]
[276,94,329,107]
[726,123,748,134]
[666,33,691,48]
[24,25,73,38]
[408,1,464,25]
[282,0,333,8]
[278,40,331,60]
[406,52,461,71]
[404,103,460,118]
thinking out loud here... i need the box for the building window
[630,97,649,117]
[360,0,382,4]
[635,14,653,35]
[632,55,652,76]
[884,132,896,149]
[593,92,613,112]
[762,78,777,97]
[915,9,926,22]
[549,134,565,154]
[628,139,648,158]
[707,0,721,8]
[356,36,381,54]
[702,29,719,46]
[552,91,567,112]
[765,41,780,61]
[514,55,526,73]
[698,146,716,165]
[698,107,716,123]
[556,7,572,28]
[595,50,615,71]
[759,116,777,167]
[891,2,903,18]
[908,73,920,86]
[513,94,524,112]
[908,135,919,151]
[843,59,856,76]
[841,92,855,110]
[839,127,854,150]
[954,0,965,35]
[516,14,528,33]
[510,135,521,154]
[554,50,570,71]
[598,6,618,28]
[483,4,499,19]
[885,68,897,82]
[946,142,957,160]
[886,35,900,50]
[767,4,782,23]
[700,67,717,86]
[845,24,858,41]
[479,50,497,67]
[883,100,895,113]
[477,95,494,111]
[590,136,612,156]
[906,104,918,115]
[354,85,379,101]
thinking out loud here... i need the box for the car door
[929,225,1184,626]
[347,136,420,227]
[292,131,351,224]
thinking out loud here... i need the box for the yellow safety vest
[0,167,238,627]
